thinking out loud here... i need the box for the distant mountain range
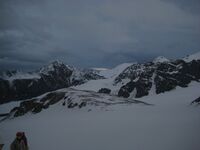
[0,51,200,104]
[0,61,104,104]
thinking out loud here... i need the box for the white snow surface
[153,56,170,63]
[183,51,200,62]
[0,82,200,150]
[73,63,134,94]
[73,77,129,95]
[73,78,122,95]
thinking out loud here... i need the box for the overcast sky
[0,0,200,71]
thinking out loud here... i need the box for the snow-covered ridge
[0,88,150,118]
[183,51,200,62]
[153,56,170,64]
[92,68,109,71]
[98,63,134,78]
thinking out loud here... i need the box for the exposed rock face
[116,62,155,98]
[10,92,65,117]
[155,60,200,93]
[39,61,73,89]
[98,88,111,94]
[117,59,200,98]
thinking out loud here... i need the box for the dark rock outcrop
[98,88,111,94]
[4,88,152,119]
[10,92,65,117]
[117,59,200,98]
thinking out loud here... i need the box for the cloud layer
[0,0,200,70]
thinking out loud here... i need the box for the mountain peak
[153,56,170,64]
[39,60,69,75]
[51,60,64,66]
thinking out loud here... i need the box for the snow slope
[0,82,200,150]
[73,77,126,95]
[98,63,134,78]
[183,51,200,62]
[0,102,20,114]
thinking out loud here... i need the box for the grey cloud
[162,0,200,15]
[0,0,200,71]
[0,57,44,71]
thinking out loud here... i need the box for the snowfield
[73,63,134,95]
[0,82,200,150]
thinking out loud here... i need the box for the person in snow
[0,136,4,150]
[10,132,28,150]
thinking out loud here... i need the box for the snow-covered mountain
[0,61,103,104]
[1,52,200,104]
[75,52,200,99]
[0,52,200,150]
